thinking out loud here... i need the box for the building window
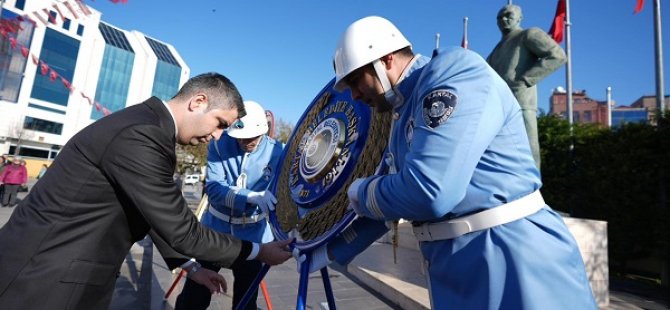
[14,0,25,10]
[145,36,181,67]
[573,111,580,122]
[91,45,134,120]
[151,61,181,101]
[99,23,134,52]
[63,18,71,30]
[77,24,84,36]
[49,11,57,24]
[30,28,80,106]
[28,103,67,114]
[9,145,51,159]
[583,111,592,122]
[0,9,34,102]
[23,116,64,135]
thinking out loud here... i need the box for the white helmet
[333,16,411,92]
[227,100,269,139]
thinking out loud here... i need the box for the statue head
[497,4,523,34]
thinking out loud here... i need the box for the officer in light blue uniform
[305,16,597,309]
[176,100,284,310]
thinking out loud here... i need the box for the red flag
[81,91,93,105]
[95,102,102,111]
[63,1,79,19]
[61,77,74,93]
[49,69,59,81]
[634,0,644,14]
[548,0,566,43]
[8,37,17,49]
[40,62,49,75]
[20,46,29,58]
[102,108,111,116]
[43,8,56,24]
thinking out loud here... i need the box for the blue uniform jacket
[201,134,284,243]
[328,47,597,309]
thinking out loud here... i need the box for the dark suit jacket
[0,97,251,309]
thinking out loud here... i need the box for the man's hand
[247,190,277,215]
[256,239,293,266]
[188,267,227,294]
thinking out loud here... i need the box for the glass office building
[0,0,189,163]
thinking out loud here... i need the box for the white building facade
[0,0,190,161]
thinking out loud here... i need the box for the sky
[90,0,668,125]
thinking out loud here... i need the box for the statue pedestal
[563,217,609,307]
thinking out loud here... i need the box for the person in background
[0,156,28,207]
[300,16,596,309]
[176,100,284,310]
[37,164,48,179]
[0,72,293,310]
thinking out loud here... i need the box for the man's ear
[188,94,208,111]
[381,54,394,70]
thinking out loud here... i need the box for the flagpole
[653,0,665,113]
[607,86,612,127]
[462,17,469,49]
[565,0,574,136]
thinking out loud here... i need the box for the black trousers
[175,259,262,310]
[1,184,19,206]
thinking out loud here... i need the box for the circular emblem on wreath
[269,79,392,250]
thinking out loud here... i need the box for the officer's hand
[247,190,277,215]
[256,238,293,266]
[295,244,332,274]
[188,267,227,294]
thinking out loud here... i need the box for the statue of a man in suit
[487,4,566,169]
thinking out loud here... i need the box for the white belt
[413,190,545,242]
[208,206,266,225]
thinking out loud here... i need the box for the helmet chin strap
[372,59,404,109]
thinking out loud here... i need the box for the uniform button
[393,113,399,120]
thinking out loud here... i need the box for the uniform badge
[405,117,414,146]
[422,89,457,128]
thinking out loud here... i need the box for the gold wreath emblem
[274,92,392,241]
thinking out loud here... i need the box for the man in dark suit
[0,72,293,309]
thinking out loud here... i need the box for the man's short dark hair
[172,72,246,118]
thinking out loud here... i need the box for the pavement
[1,179,668,309]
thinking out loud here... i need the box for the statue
[487,4,566,169]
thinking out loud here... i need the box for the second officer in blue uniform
[301,16,597,309]
[176,100,284,310]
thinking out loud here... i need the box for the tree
[274,118,294,144]
[176,143,208,175]
[6,116,35,155]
